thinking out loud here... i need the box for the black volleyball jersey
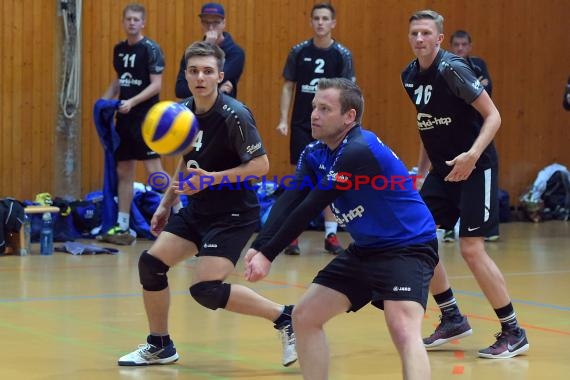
[401,49,498,176]
[113,37,164,116]
[283,39,355,131]
[180,93,267,215]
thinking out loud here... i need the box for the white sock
[118,212,130,231]
[324,221,338,237]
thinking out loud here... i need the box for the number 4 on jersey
[191,130,204,151]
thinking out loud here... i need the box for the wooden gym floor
[1,221,569,379]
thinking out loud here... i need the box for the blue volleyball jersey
[254,126,436,260]
[301,127,436,248]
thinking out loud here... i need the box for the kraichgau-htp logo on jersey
[301,78,321,94]
[334,205,365,226]
[119,72,143,87]
[416,113,452,131]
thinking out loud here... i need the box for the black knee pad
[189,280,231,310]
[138,251,170,291]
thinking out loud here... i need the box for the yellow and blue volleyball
[142,101,199,156]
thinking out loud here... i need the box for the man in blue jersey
[402,9,529,359]
[246,78,438,379]
[276,3,355,256]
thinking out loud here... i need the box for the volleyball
[142,101,199,156]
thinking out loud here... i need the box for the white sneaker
[277,321,298,367]
[118,342,179,366]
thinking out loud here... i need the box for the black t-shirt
[180,93,266,215]
[113,37,164,116]
[465,56,493,97]
[283,39,355,131]
[401,49,498,176]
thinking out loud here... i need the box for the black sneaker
[424,315,473,348]
[324,233,344,255]
[442,230,456,242]
[478,328,529,359]
[283,239,301,255]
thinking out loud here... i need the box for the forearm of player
[259,188,339,261]
[127,74,163,107]
[469,92,501,159]
[279,81,294,123]
[101,80,119,99]
[160,158,185,208]
[417,142,431,178]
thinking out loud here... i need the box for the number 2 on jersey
[414,85,432,105]
[314,58,325,74]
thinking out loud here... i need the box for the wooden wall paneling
[246,0,290,174]
[1,0,15,197]
[0,1,56,200]
[42,0,57,201]
[82,0,104,197]
[0,0,566,204]
[30,0,43,200]
[82,0,115,196]
[12,1,24,198]
[80,0,90,197]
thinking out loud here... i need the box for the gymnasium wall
[1,0,569,203]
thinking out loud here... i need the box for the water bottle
[21,213,31,256]
[40,212,54,256]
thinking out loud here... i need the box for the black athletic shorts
[290,126,314,165]
[313,239,439,311]
[163,206,259,265]
[420,166,499,238]
[115,113,160,161]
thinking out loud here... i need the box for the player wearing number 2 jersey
[276,3,355,256]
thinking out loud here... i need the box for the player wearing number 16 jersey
[401,9,528,360]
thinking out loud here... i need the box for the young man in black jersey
[100,3,167,245]
[117,41,297,368]
[276,3,355,256]
[401,9,529,359]
[450,30,493,96]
